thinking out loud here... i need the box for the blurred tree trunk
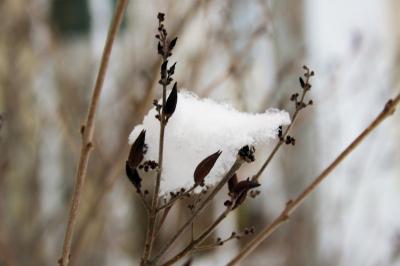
[0,1,44,265]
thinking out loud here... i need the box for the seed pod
[157,13,165,22]
[158,42,163,56]
[233,178,260,195]
[125,162,142,193]
[194,150,222,186]
[299,77,305,88]
[169,37,178,50]
[164,82,178,121]
[127,130,146,168]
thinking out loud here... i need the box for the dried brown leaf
[194,150,222,186]
[164,82,178,121]
[127,129,146,168]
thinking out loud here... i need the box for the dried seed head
[127,130,146,168]
[285,135,296,146]
[194,150,222,186]
[157,13,165,22]
[277,125,283,139]
[238,145,255,162]
[164,82,178,122]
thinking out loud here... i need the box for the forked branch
[227,93,400,265]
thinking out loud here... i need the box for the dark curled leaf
[228,173,238,194]
[167,62,176,76]
[127,130,146,168]
[158,41,163,56]
[299,77,305,88]
[233,178,260,195]
[194,150,222,186]
[169,37,178,50]
[164,82,178,121]
[125,162,142,193]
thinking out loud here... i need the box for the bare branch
[252,67,314,181]
[58,1,129,265]
[227,93,400,265]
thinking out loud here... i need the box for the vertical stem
[59,1,129,265]
[253,75,309,181]
[141,36,168,264]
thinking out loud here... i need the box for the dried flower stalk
[141,13,179,264]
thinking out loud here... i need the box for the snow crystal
[129,91,290,194]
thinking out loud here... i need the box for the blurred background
[0,0,400,265]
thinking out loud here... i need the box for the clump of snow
[129,91,290,194]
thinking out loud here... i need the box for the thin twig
[193,230,246,252]
[141,21,170,264]
[252,72,311,181]
[154,205,172,238]
[150,159,243,265]
[162,207,233,266]
[190,191,204,242]
[157,184,198,211]
[227,93,400,265]
[58,1,129,265]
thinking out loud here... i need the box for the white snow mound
[129,91,290,194]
